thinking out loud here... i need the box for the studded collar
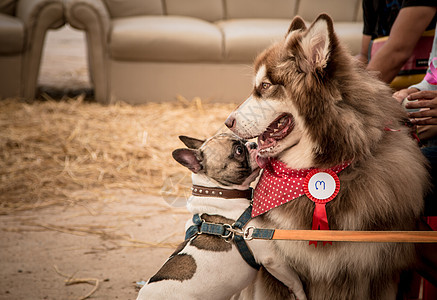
[191,185,253,200]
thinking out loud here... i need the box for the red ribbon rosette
[304,169,340,247]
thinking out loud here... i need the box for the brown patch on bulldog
[148,253,196,283]
[189,214,234,252]
[170,239,189,257]
[190,235,233,252]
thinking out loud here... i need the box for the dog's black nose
[247,142,257,150]
[225,115,236,129]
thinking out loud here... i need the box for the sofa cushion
[218,19,291,62]
[297,0,360,22]
[0,13,23,54]
[110,16,223,62]
[165,0,224,22]
[0,0,16,15]
[103,0,163,18]
[225,0,297,19]
[218,19,363,63]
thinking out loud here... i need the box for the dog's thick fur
[226,14,429,299]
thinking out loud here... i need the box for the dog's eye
[235,145,244,156]
[261,82,271,90]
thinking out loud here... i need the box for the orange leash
[271,229,437,243]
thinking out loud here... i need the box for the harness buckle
[197,216,206,235]
[222,224,234,242]
[244,226,256,240]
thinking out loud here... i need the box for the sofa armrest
[15,0,64,99]
[65,0,110,40]
[65,0,111,103]
[16,0,65,45]
[16,0,64,29]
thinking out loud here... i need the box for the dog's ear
[172,148,203,173]
[300,14,333,72]
[286,16,307,36]
[179,136,205,149]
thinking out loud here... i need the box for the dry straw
[0,95,236,214]
[53,265,100,300]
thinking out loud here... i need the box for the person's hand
[405,90,437,125]
[393,87,419,104]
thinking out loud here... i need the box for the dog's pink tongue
[256,153,270,169]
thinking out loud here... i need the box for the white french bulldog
[137,133,306,300]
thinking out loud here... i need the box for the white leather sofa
[66,0,363,104]
[0,0,64,99]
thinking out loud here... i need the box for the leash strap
[251,228,275,239]
[231,206,275,239]
[270,229,437,243]
[185,211,437,245]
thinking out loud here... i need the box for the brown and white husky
[225,14,429,299]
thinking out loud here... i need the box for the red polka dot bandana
[252,159,350,218]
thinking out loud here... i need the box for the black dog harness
[185,186,275,270]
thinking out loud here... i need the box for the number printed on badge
[304,170,340,202]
